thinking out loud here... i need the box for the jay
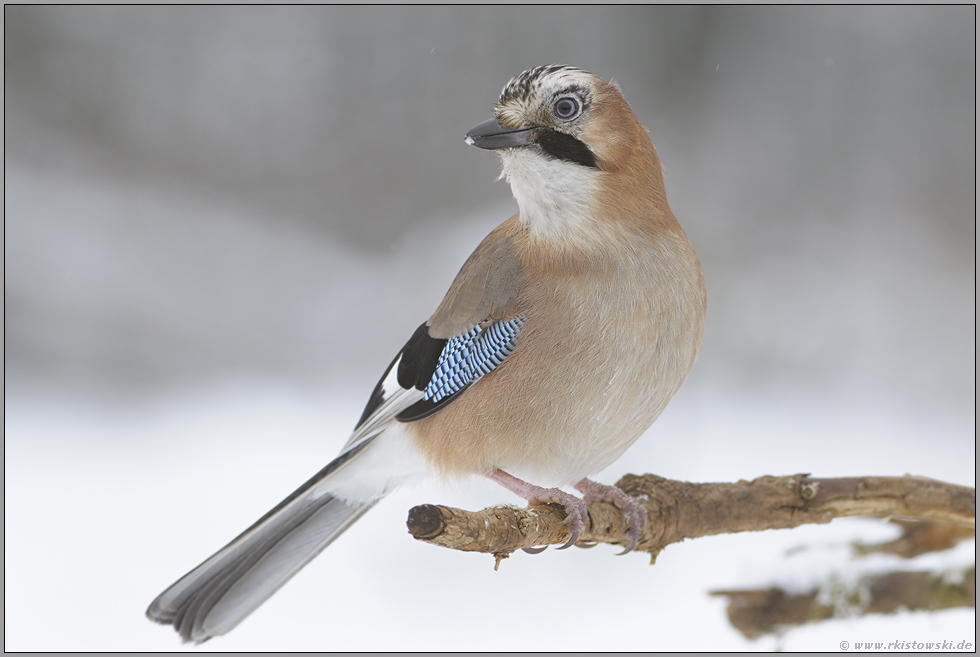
[147,65,706,643]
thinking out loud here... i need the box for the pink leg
[489,469,588,551]
[573,478,648,554]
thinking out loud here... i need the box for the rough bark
[406,474,975,562]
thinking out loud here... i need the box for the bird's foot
[489,469,588,551]
[573,478,647,554]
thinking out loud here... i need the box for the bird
[146,64,706,643]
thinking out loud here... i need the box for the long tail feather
[147,443,377,643]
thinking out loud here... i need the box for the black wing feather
[356,316,526,428]
[397,323,448,391]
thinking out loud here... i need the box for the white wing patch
[342,358,423,453]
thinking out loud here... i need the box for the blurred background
[5,6,975,651]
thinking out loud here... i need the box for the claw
[489,469,590,552]
[522,546,548,554]
[556,536,577,550]
[556,500,587,549]
[616,503,647,554]
[574,478,648,554]
[616,535,638,555]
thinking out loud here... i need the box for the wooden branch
[406,474,975,561]
[854,518,977,559]
[711,564,976,640]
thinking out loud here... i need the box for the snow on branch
[710,562,976,640]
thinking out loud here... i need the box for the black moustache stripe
[535,130,598,169]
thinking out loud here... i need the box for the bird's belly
[406,273,703,486]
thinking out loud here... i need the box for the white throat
[500,149,600,241]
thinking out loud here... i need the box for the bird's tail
[146,442,379,643]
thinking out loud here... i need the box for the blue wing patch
[395,314,527,422]
[424,316,526,403]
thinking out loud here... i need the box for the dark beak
[464,118,536,150]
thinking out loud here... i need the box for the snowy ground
[5,380,974,651]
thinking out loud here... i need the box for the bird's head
[466,65,648,174]
[466,66,667,242]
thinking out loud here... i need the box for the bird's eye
[554,97,580,119]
